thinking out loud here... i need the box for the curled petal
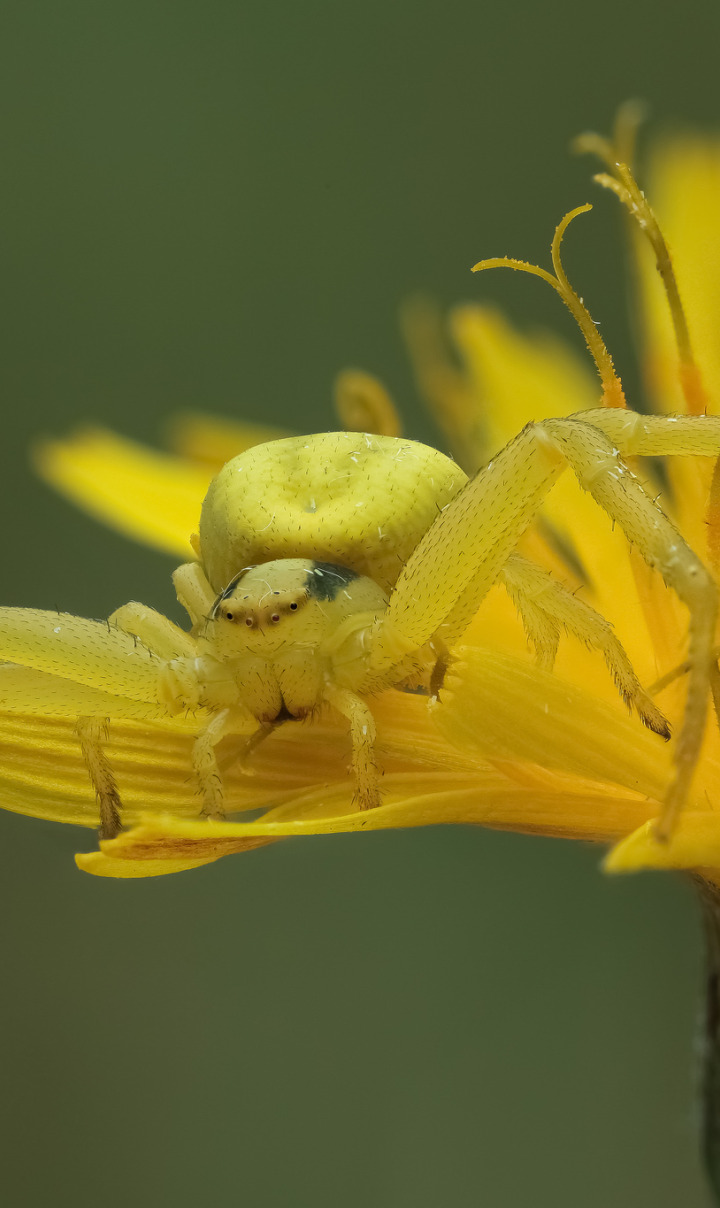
[605,812,720,881]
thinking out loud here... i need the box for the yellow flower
[5,120,720,880]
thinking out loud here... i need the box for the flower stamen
[574,118,709,416]
[472,205,627,409]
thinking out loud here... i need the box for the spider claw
[637,695,672,741]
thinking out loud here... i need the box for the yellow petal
[33,428,210,558]
[165,413,290,471]
[400,295,485,472]
[604,812,720,875]
[0,684,490,829]
[0,711,209,827]
[70,640,686,877]
[638,137,720,416]
[450,304,600,452]
[75,851,225,878]
[629,138,720,561]
[433,645,671,803]
[77,771,657,877]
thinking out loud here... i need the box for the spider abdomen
[198,432,466,593]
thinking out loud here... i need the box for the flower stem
[694,877,720,1204]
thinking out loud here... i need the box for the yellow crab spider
[179,412,719,842]
[3,410,720,845]
[5,165,720,848]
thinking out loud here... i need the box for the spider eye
[245,616,254,627]
[271,613,280,623]
[289,602,298,611]
[225,610,234,621]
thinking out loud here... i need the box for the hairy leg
[192,707,262,818]
[75,716,122,838]
[500,553,669,737]
[173,561,217,629]
[109,602,195,659]
[374,413,719,835]
[325,684,380,810]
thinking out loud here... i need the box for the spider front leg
[87,606,202,834]
[370,413,720,839]
[172,561,217,630]
[109,601,196,659]
[324,684,381,810]
[111,603,275,818]
[0,605,175,835]
[192,707,273,818]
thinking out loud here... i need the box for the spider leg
[0,607,163,703]
[501,557,560,670]
[324,684,380,810]
[217,720,279,775]
[0,607,188,832]
[370,414,719,837]
[109,602,195,659]
[192,706,257,819]
[499,553,669,737]
[75,716,122,838]
[574,408,720,457]
[172,561,216,629]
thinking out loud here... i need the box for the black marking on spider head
[210,566,256,619]
[306,561,359,602]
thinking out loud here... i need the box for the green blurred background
[0,2,717,1205]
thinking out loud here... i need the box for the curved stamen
[575,116,708,415]
[473,205,627,409]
